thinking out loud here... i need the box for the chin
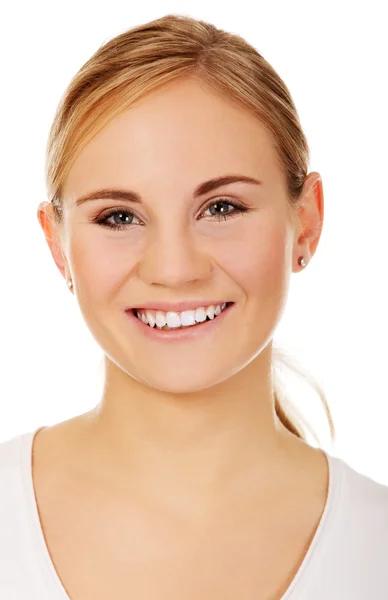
[130,365,234,395]
[137,373,231,394]
[101,322,267,396]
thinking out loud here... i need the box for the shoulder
[301,453,388,597]
[336,454,388,510]
[0,430,34,572]
[328,453,388,558]
[0,430,28,474]
[0,429,44,589]
[0,428,41,519]
[0,429,34,504]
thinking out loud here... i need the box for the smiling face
[40,76,311,393]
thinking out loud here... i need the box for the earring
[298,257,307,267]
[66,279,73,289]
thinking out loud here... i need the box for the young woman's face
[56,77,303,392]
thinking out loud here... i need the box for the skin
[37,75,325,518]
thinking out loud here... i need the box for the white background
[1,0,387,484]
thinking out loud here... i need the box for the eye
[96,209,141,230]
[201,199,248,221]
[93,199,250,231]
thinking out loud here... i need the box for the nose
[137,227,212,288]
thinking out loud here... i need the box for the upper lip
[128,300,232,313]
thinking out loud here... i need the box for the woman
[1,14,387,600]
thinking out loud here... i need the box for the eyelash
[94,199,250,231]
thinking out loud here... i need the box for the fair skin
[36,76,327,599]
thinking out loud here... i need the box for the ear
[37,201,70,283]
[292,172,324,271]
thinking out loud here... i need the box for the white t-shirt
[0,427,388,599]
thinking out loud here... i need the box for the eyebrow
[74,174,263,206]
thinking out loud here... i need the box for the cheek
[216,216,291,299]
[68,230,139,300]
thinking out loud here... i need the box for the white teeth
[195,306,207,323]
[155,311,167,328]
[135,303,229,329]
[206,305,215,319]
[166,312,181,329]
[146,311,156,327]
[180,310,196,326]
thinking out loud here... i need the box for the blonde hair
[45,13,335,446]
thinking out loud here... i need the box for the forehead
[63,77,283,198]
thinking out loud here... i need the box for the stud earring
[298,257,307,267]
[66,279,73,289]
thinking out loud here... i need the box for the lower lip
[124,303,234,342]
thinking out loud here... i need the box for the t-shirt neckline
[21,426,343,600]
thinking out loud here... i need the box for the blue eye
[96,210,141,230]
[94,199,249,231]
[201,200,246,221]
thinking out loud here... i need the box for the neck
[80,344,304,513]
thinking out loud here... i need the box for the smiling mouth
[131,302,233,330]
